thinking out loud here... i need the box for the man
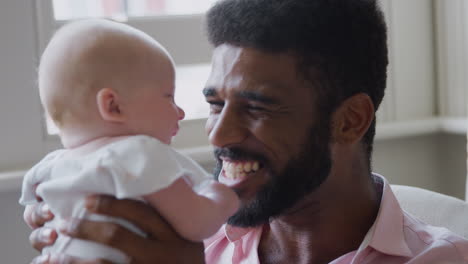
[26,0,468,263]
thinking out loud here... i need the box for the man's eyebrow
[202,87,217,97]
[237,91,279,105]
[202,87,280,105]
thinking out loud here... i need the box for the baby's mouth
[173,125,179,136]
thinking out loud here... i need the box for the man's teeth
[223,161,260,179]
[244,162,251,172]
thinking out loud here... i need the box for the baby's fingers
[29,227,57,251]
[24,203,54,229]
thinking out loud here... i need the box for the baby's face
[125,60,185,144]
[37,19,186,147]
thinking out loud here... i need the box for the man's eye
[207,101,224,113]
[247,105,267,112]
[246,105,273,119]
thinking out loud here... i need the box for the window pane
[175,64,211,120]
[52,0,123,20]
[52,0,217,20]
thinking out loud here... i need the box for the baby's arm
[143,177,239,242]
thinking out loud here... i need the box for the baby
[19,19,239,263]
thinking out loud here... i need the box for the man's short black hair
[206,0,388,166]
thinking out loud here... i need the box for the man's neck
[258,173,381,264]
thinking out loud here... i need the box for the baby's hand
[24,202,53,229]
[24,186,57,252]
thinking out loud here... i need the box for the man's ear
[331,93,375,144]
[96,88,126,123]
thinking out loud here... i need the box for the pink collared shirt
[204,174,468,263]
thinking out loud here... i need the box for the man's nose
[207,106,248,147]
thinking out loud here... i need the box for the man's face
[204,44,332,227]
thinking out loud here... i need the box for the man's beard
[213,122,332,228]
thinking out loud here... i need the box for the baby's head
[39,19,185,148]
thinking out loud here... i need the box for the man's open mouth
[219,159,264,187]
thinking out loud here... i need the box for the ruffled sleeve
[19,149,66,205]
[98,135,210,198]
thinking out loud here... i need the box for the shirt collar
[359,174,413,258]
[224,224,256,242]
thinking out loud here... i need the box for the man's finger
[85,195,177,239]
[29,227,57,251]
[59,218,147,259]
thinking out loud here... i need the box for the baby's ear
[96,88,126,122]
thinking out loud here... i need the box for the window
[36,0,214,147]
[53,0,218,20]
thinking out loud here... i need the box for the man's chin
[227,207,270,228]
[226,194,278,227]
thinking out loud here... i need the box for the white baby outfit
[20,135,211,263]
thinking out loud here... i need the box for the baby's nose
[178,106,185,120]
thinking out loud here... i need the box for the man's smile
[219,159,262,187]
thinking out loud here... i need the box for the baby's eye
[165,93,175,101]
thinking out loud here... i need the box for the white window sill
[0,170,24,193]
[1,117,466,193]
[375,117,467,140]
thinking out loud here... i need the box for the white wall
[0,1,47,171]
[436,134,467,199]
[374,134,467,200]
[0,191,37,263]
[0,2,55,262]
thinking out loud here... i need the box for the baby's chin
[161,135,174,145]
[142,132,172,145]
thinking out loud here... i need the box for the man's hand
[30,254,112,264]
[54,195,206,264]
